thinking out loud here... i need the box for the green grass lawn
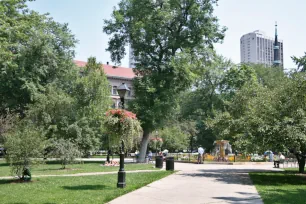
[250,169,306,204]
[0,160,157,177]
[0,171,173,204]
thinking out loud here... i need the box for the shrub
[4,127,45,180]
[48,139,81,169]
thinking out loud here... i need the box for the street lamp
[117,83,130,110]
[116,83,130,188]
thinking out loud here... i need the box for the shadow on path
[180,168,279,185]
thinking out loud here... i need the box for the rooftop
[74,60,135,79]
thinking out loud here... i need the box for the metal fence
[163,153,253,163]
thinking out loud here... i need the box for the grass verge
[0,160,157,177]
[0,171,173,204]
[249,169,306,204]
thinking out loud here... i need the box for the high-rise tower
[273,22,281,67]
[240,24,283,67]
[128,44,135,68]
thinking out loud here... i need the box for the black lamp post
[116,83,130,188]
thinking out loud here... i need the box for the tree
[4,124,45,180]
[26,57,112,156]
[48,138,81,169]
[104,0,226,162]
[292,52,306,72]
[148,137,163,153]
[0,112,17,146]
[0,0,77,115]
[208,68,306,173]
[250,63,285,88]
[159,125,189,152]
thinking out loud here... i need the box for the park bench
[276,159,285,168]
[282,158,298,168]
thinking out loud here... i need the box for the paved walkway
[109,163,282,204]
[0,169,160,180]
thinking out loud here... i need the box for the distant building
[129,44,135,68]
[74,60,135,108]
[240,24,283,67]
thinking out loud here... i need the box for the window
[112,86,118,95]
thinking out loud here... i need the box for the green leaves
[48,138,81,169]
[209,69,306,154]
[4,124,46,178]
[24,57,112,155]
[292,52,306,72]
[0,0,77,114]
[104,0,226,135]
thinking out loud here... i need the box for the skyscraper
[273,23,281,67]
[240,24,283,67]
[129,44,135,68]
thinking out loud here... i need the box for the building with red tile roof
[74,60,135,79]
[74,60,135,108]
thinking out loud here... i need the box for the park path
[0,169,160,180]
[108,163,282,204]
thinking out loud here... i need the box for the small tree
[148,137,163,152]
[4,126,45,180]
[49,139,81,169]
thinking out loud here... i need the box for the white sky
[28,0,306,69]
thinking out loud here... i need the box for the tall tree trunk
[295,154,305,174]
[190,135,193,152]
[298,158,305,174]
[138,129,150,163]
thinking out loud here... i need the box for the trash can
[166,157,174,171]
[155,156,163,168]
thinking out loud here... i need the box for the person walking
[148,151,153,162]
[198,146,204,164]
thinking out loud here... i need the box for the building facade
[74,60,135,108]
[240,25,283,67]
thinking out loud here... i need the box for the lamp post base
[117,171,126,188]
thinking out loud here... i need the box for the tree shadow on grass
[45,160,102,165]
[62,184,110,190]
[250,172,306,186]
[0,162,9,167]
[0,179,35,185]
[0,179,14,185]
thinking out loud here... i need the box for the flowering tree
[104,109,142,151]
[148,138,163,152]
